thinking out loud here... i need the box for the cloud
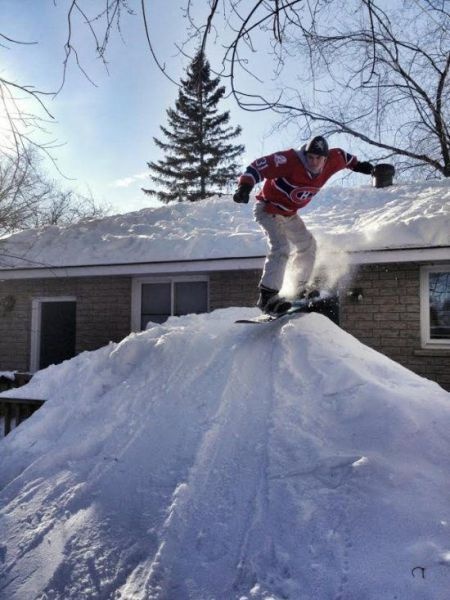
[110,172,148,188]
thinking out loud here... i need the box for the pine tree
[143,50,244,203]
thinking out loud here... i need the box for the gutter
[0,246,448,280]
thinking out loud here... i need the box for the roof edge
[0,247,448,280]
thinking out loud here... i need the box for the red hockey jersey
[238,148,359,216]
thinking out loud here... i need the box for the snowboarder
[233,135,374,313]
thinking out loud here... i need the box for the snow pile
[1,309,450,599]
[0,179,449,270]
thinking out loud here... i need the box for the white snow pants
[254,201,317,293]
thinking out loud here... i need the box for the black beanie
[305,136,329,157]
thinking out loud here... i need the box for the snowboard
[235,295,339,325]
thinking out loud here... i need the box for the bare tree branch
[1,0,449,179]
[0,148,110,235]
[140,0,180,86]
[191,0,449,177]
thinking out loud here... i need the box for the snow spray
[281,237,352,296]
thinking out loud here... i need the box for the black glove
[353,161,374,175]
[233,183,253,204]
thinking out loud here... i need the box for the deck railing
[0,397,45,437]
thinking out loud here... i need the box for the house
[0,181,449,390]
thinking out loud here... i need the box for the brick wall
[0,277,131,372]
[340,262,450,391]
[1,264,448,391]
[0,270,256,373]
[210,263,450,391]
[209,269,261,309]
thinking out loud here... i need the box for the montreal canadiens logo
[274,178,318,204]
[290,186,316,204]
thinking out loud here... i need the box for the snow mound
[0,179,449,269]
[1,309,450,599]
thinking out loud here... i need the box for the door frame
[30,296,77,372]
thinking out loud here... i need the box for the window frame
[420,265,450,349]
[30,296,77,372]
[131,275,209,331]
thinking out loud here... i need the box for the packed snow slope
[1,309,450,600]
[0,179,449,269]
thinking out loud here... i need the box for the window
[420,266,450,348]
[141,282,171,326]
[132,277,209,330]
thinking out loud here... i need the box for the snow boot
[257,285,292,315]
[295,287,321,302]
[257,285,278,311]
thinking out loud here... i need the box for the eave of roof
[0,246,448,280]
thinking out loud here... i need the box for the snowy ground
[0,179,449,270]
[1,308,450,599]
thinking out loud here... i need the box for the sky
[0,1,368,215]
[0,1,294,213]
[1,306,450,598]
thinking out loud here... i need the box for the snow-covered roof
[0,179,449,272]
